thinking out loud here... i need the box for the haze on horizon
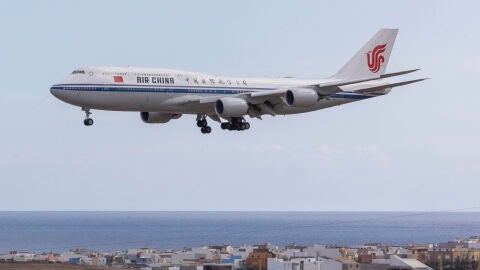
[0,0,479,211]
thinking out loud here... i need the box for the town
[1,236,480,270]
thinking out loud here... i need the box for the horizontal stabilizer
[315,68,420,90]
[381,68,420,78]
[351,78,428,94]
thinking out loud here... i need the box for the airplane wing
[177,89,286,106]
[179,69,421,106]
[176,69,424,118]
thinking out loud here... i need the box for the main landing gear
[196,115,212,134]
[82,107,94,126]
[220,117,250,131]
[195,115,251,134]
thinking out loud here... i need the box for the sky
[0,0,479,211]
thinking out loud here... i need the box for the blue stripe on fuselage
[53,83,275,91]
[50,84,376,100]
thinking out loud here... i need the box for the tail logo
[367,44,387,73]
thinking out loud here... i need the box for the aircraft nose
[49,85,81,106]
[50,85,60,98]
[50,85,69,101]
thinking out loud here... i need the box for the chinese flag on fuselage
[113,76,124,83]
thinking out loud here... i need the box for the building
[204,263,234,270]
[268,256,345,270]
[246,249,275,270]
[373,255,433,270]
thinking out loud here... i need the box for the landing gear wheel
[201,126,212,134]
[197,118,207,127]
[220,118,250,132]
[221,122,231,130]
[83,118,93,126]
[82,108,93,126]
[196,115,211,133]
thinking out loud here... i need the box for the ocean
[0,211,479,253]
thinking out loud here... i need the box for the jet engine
[285,89,318,107]
[140,112,182,124]
[215,98,249,118]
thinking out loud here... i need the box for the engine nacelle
[215,98,249,118]
[285,89,318,107]
[140,112,182,124]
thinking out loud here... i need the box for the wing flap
[246,89,287,104]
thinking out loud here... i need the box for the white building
[373,255,433,270]
[268,258,296,270]
[268,257,342,270]
[304,245,341,259]
[231,246,255,259]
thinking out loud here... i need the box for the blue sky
[0,1,479,211]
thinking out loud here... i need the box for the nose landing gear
[83,118,94,126]
[82,107,94,126]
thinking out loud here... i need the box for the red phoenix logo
[366,44,387,73]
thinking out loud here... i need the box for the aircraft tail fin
[334,29,398,79]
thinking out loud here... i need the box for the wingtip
[407,68,421,73]
[413,78,429,83]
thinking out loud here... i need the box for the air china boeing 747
[50,29,426,134]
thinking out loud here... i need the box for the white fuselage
[50,66,383,116]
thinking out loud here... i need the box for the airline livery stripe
[51,85,256,95]
[53,83,276,91]
[50,85,374,100]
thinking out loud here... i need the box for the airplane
[50,28,426,134]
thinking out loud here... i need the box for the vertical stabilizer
[335,29,398,79]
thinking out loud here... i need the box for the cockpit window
[71,70,85,74]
